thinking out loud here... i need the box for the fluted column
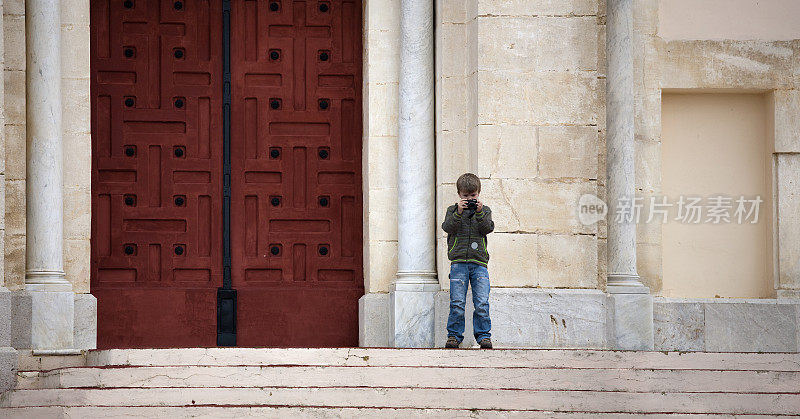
[389,0,438,347]
[25,0,75,351]
[605,0,647,294]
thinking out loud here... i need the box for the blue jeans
[447,262,491,343]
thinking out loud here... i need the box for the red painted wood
[91,0,224,348]
[229,0,364,347]
[91,0,364,348]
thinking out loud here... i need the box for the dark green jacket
[441,203,495,266]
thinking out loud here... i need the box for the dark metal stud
[124,196,135,206]
[269,2,279,11]
[174,98,184,108]
[319,197,329,207]
[174,49,184,59]
[173,1,183,10]
[318,149,329,159]
[124,245,135,255]
[319,99,329,110]
[319,3,329,12]
[270,149,280,158]
[174,196,185,206]
[270,246,280,255]
[124,98,134,107]
[124,48,134,58]
[270,99,280,110]
[125,147,135,157]
[123,0,134,8]
[319,246,329,256]
[174,148,185,158]
[174,246,184,255]
[270,50,280,60]
[319,51,329,61]
[271,197,280,206]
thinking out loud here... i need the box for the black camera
[466,199,478,210]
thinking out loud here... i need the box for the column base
[25,270,70,289]
[389,276,439,348]
[10,291,97,351]
[15,290,75,350]
[358,293,390,347]
[608,293,654,350]
[607,273,650,294]
[0,288,19,392]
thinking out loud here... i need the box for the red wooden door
[91,0,363,348]
[91,0,224,348]
[229,0,364,347]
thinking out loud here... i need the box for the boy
[441,173,495,349]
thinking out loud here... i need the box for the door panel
[229,0,364,347]
[91,0,223,348]
[91,0,363,348]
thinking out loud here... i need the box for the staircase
[2,348,799,417]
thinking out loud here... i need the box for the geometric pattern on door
[90,0,362,348]
[230,0,364,347]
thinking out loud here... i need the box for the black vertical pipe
[217,0,237,346]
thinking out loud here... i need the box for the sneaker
[479,338,493,349]
[445,336,460,348]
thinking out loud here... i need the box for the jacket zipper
[467,214,472,261]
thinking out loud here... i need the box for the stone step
[14,364,800,394]
[1,406,780,418]
[69,348,800,370]
[2,387,799,415]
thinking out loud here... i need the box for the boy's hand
[476,199,484,213]
[456,199,467,214]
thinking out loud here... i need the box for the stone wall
[425,0,800,297]
[0,0,796,300]
[0,0,5,290]
[435,0,603,290]
[3,0,91,293]
[363,0,400,293]
[637,0,800,297]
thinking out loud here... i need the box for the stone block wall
[435,0,603,290]
[637,0,800,297]
[0,0,6,290]
[363,0,401,293]
[426,0,800,298]
[0,0,796,301]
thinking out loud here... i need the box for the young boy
[441,173,495,349]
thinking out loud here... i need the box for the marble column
[605,0,647,295]
[24,0,75,351]
[605,0,653,350]
[390,0,438,347]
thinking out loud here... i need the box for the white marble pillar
[605,0,647,294]
[605,0,653,350]
[390,0,438,347]
[24,0,75,350]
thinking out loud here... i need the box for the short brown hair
[456,173,480,194]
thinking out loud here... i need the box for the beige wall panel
[661,93,774,298]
